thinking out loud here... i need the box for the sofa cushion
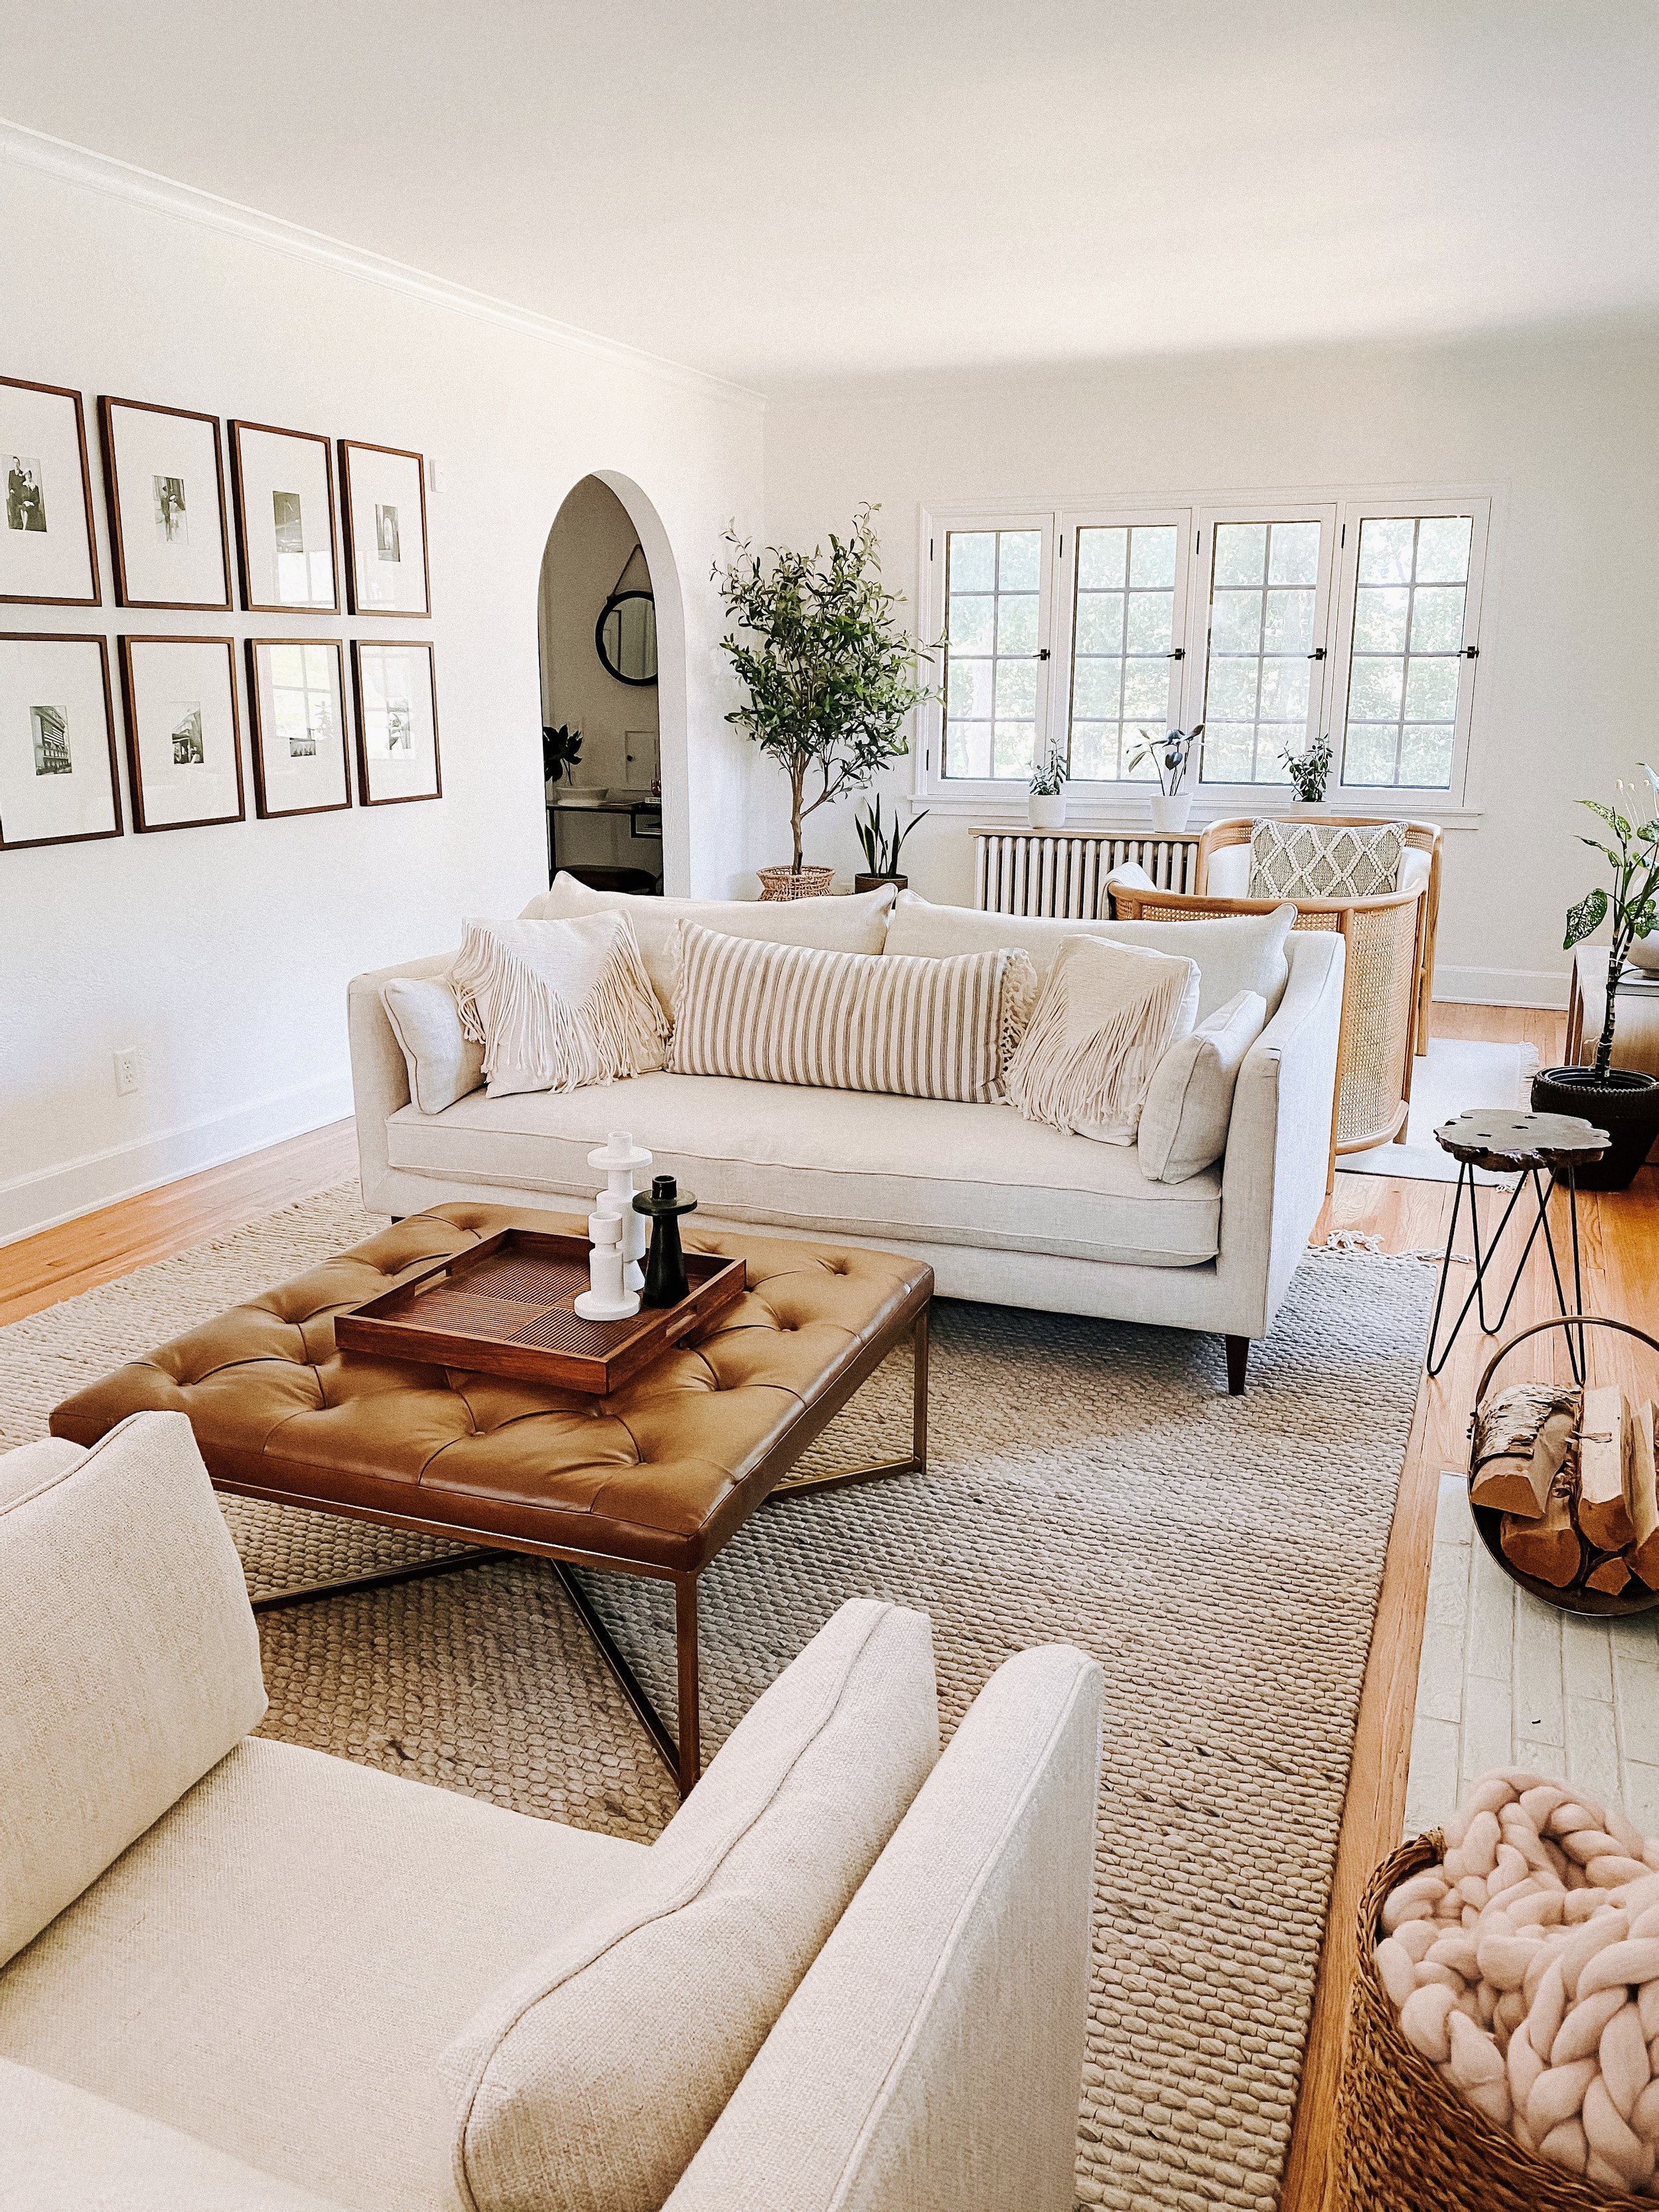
[0,1411,267,1972]
[0,1736,648,2212]
[1005,936,1199,1145]
[1138,988,1269,1183]
[0,2056,352,2211]
[384,974,484,1115]
[451,913,668,1098]
[385,1070,1223,1268]
[443,1599,938,2212]
[672,922,1036,1104]
[527,873,899,1018]
[883,889,1296,1020]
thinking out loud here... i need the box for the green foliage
[1126,725,1205,798]
[855,793,927,875]
[1029,752,1068,797]
[714,506,934,872]
[1564,765,1659,1076]
[1281,734,1333,804]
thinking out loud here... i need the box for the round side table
[1423,1109,1608,1380]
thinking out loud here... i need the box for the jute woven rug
[0,1185,1432,2211]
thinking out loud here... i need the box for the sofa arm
[346,950,454,1211]
[3,1411,265,1970]
[1216,930,1344,1337]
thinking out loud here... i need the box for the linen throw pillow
[1246,818,1407,899]
[670,922,1037,1104]
[382,974,485,1115]
[449,911,668,1099]
[1137,988,1268,1182]
[1004,935,1200,1145]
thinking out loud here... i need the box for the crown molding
[0,119,766,416]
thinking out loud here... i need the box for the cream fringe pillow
[1004,934,1200,1144]
[450,911,668,1098]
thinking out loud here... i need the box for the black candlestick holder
[633,1175,697,1307]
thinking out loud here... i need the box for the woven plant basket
[1333,1834,1651,2209]
[757,864,834,902]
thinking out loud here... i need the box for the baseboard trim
[0,1074,353,1247]
[1433,965,1570,1011]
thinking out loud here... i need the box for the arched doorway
[537,473,689,896]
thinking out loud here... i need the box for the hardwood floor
[3,1011,1654,2210]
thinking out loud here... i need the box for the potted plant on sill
[715,505,933,901]
[1127,724,1204,833]
[853,794,927,892]
[1029,751,1068,830]
[1532,766,1659,1189]
[1281,733,1333,810]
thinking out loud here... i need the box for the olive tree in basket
[715,506,934,897]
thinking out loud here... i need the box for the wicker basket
[757,864,835,902]
[1333,1834,1650,2209]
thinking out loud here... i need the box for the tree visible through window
[1342,516,1471,789]
[942,528,1043,779]
[1068,524,1179,778]
[1200,520,1321,784]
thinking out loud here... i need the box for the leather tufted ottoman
[50,1203,932,1795]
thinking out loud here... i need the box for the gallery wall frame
[230,420,341,615]
[0,631,122,849]
[118,633,245,832]
[246,637,352,818]
[1,378,102,607]
[339,439,431,619]
[351,638,441,805]
[99,396,232,611]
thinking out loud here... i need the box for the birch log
[1471,1385,1581,1519]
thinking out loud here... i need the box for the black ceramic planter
[1530,1064,1659,1189]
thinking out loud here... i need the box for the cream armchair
[0,1412,1102,2212]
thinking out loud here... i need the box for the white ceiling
[5,1,1658,389]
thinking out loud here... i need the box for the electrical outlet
[113,1047,141,1097]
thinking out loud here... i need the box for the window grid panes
[942,528,1043,779]
[1067,524,1178,779]
[1342,515,1471,789]
[1198,520,1322,784]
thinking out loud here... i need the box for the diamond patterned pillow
[1246,818,1406,899]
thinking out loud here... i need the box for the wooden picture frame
[1,378,101,606]
[246,637,351,818]
[118,634,245,832]
[99,396,232,611]
[339,439,431,618]
[351,639,441,805]
[230,420,340,614]
[0,631,122,849]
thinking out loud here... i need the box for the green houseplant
[715,506,933,899]
[1127,724,1204,833]
[853,794,927,891]
[1028,750,1068,830]
[1280,734,1333,806]
[1531,767,1659,1189]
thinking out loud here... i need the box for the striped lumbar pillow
[670,922,1037,1103]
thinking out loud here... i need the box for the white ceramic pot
[1148,792,1194,833]
[1028,793,1068,830]
[1628,933,1659,974]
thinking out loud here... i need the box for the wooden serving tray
[334,1227,747,1396]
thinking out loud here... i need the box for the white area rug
[1338,1036,1539,1185]
[0,1189,1435,2211]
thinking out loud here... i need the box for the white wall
[0,147,764,1241]
[762,328,1659,1005]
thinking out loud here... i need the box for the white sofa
[348,879,1344,1390]
[0,1412,1102,2212]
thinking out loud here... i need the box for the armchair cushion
[0,1411,265,1970]
[1246,817,1407,899]
[443,1597,939,2212]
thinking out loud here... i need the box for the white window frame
[912,486,1498,828]
[1325,495,1490,809]
[1053,506,1193,784]
[1187,502,1338,786]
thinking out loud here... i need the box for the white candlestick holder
[589,1130,652,1293]
[573,1207,640,1321]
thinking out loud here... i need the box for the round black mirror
[596,590,658,686]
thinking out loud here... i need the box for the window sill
[910,790,1486,834]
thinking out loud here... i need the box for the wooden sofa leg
[1225,1336,1250,1396]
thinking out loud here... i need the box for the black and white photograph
[0,380,100,604]
[8,457,46,534]
[0,632,120,848]
[119,634,244,830]
[100,396,230,609]
[153,473,188,545]
[230,420,338,613]
[247,636,350,816]
[352,638,439,804]
[340,439,429,616]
